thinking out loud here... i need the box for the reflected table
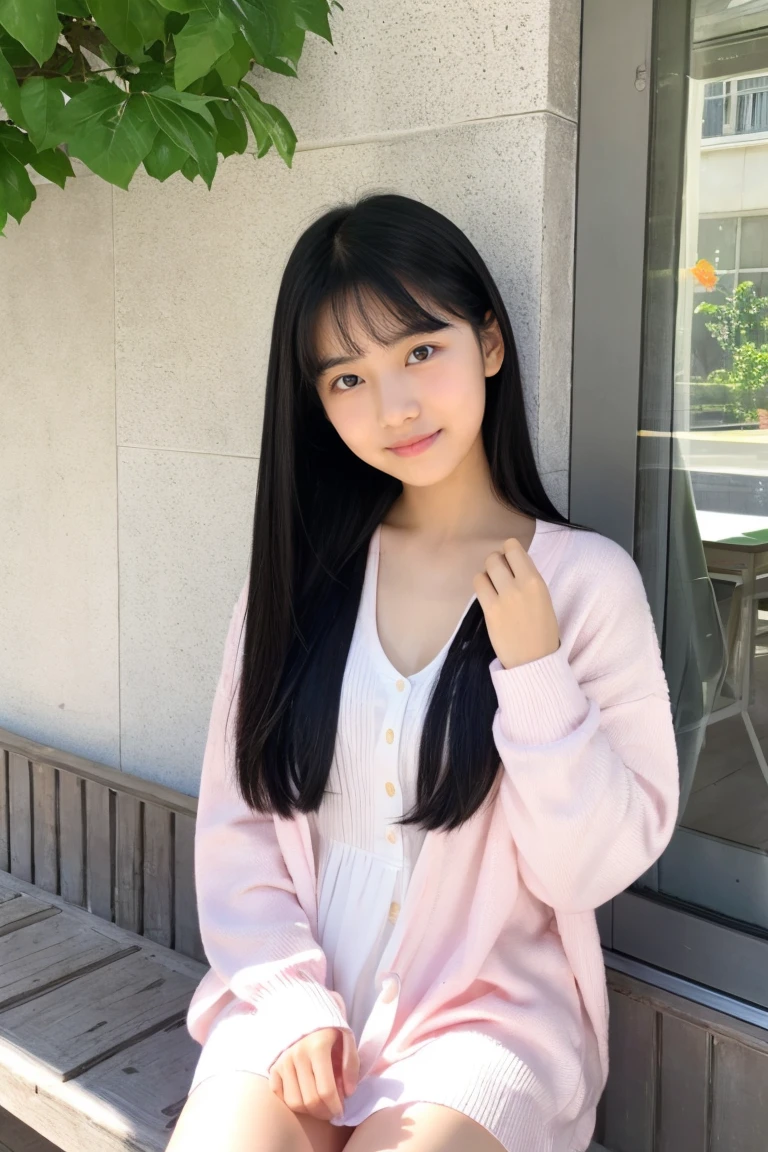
[696,510,768,785]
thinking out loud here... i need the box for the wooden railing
[0,727,204,964]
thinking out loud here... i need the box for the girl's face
[312,294,505,487]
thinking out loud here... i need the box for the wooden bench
[0,724,613,1152]
[0,726,208,1152]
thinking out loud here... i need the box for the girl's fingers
[472,569,496,607]
[310,1042,345,1119]
[484,550,516,592]
[268,1063,283,1101]
[276,1057,307,1114]
[341,1028,360,1097]
[294,1045,342,1120]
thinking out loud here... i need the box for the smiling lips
[387,430,442,457]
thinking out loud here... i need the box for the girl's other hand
[268,1026,359,1120]
[473,537,561,670]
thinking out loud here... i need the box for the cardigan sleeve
[489,539,680,914]
[193,579,352,1067]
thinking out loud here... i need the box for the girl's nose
[377,376,420,427]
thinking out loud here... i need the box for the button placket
[375,676,411,868]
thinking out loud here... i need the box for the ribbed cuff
[232,971,352,1071]
[489,643,590,746]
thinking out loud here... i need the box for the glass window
[741,214,768,267]
[634,0,768,937]
[695,0,768,42]
[697,217,737,269]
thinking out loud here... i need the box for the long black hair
[234,191,597,832]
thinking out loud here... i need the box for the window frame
[573,0,768,1019]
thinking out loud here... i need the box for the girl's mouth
[387,430,442,457]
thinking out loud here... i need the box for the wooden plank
[7,758,31,885]
[711,1035,768,1151]
[84,781,111,921]
[602,987,656,1152]
[58,773,84,908]
[73,1016,203,1152]
[0,1104,61,1151]
[0,749,9,873]
[30,764,57,897]
[0,728,197,818]
[0,872,207,985]
[0,914,131,1012]
[114,793,142,935]
[143,805,172,949]
[173,812,204,962]
[606,967,768,1056]
[0,951,197,1081]
[0,1030,145,1152]
[658,1013,710,1152]
[0,894,59,936]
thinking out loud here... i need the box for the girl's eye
[330,373,361,393]
[328,344,437,393]
[407,343,436,365]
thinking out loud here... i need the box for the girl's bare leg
[344,1101,508,1151]
[166,1070,356,1152]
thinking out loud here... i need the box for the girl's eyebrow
[316,321,455,376]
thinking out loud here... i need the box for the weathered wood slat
[0,872,205,985]
[73,1017,201,1151]
[603,986,656,1152]
[0,730,196,818]
[0,914,131,1012]
[0,1037,151,1152]
[84,781,111,921]
[0,750,9,874]
[0,1104,61,1151]
[114,794,142,935]
[143,805,173,949]
[58,772,84,909]
[174,813,204,963]
[30,764,57,897]
[0,951,197,1082]
[0,729,204,961]
[658,1013,710,1152]
[0,895,58,936]
[7,758,32,885]
[711,1036,768,1152]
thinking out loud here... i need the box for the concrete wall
[0,0,581,792]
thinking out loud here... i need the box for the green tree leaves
[0,0,60,67]
[228,80,295,165]
[0,1,336,234]
[86,0,166,58]
[174,10,234,89]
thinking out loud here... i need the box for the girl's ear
[481,312,505,377]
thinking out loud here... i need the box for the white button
[385,728,394,743]
[386,829,397,844]
[395,679,405,691]
[385,781,396,797]
[380,976,399,1003]
[388,901,400,923]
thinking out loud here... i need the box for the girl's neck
[383,435,526,546]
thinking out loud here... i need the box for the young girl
[170,193,680,1152]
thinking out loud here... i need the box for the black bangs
[298,277,455,388]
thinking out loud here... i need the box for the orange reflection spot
[691,258,718,290]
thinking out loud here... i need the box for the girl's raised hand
[473,537,561,670]
[268,1026,359,1121]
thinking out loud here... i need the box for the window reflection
[644,1,768,930]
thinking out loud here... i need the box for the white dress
[306,522,478,1043]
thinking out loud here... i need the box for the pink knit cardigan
[186,520,680,1150]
